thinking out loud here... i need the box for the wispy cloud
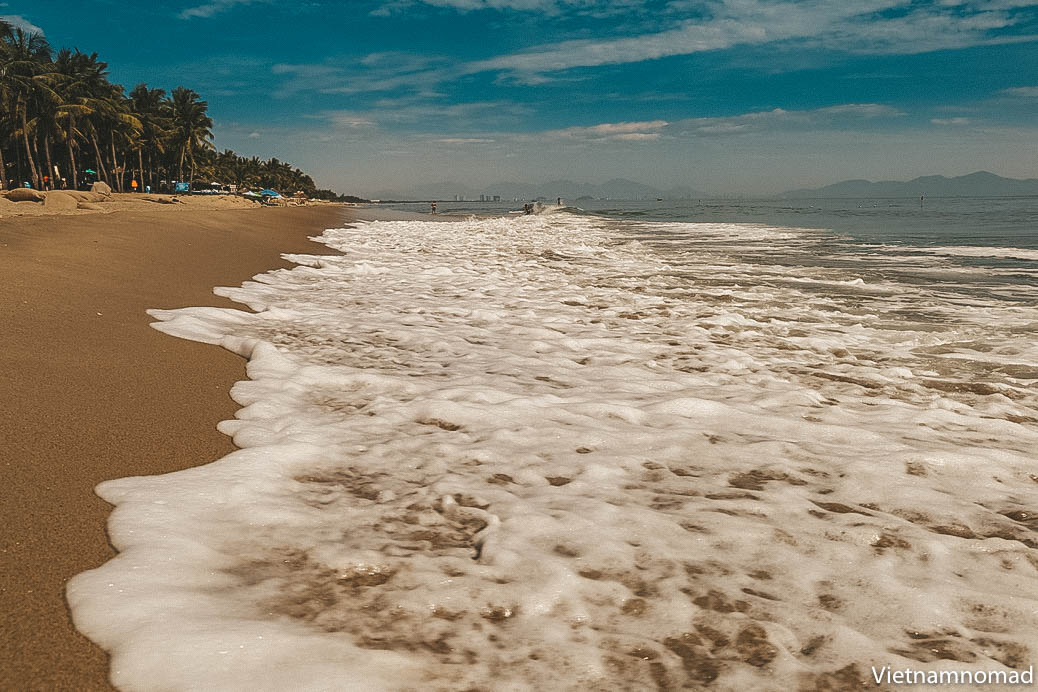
[418,0,560,10]
[316,99,528,131]
[0,14,43,34]
[272,53,450,97]
[275,2,1038,97]
[672,103,905,136]
[435,137,496,143]
[460,0,1038,80]
[931,117,971,125]
[179,0,269,19]
[317,111,378,129]
[377,0,640,16]
[547,120,669,142]
[1000,85,1038,98]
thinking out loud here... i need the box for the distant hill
[785,171,1038,198]
[373,178,707,201]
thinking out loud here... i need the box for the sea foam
[69,213,1038,691]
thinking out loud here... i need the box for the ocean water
[68,203,1038,691]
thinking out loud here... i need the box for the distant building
[492,195,501,202]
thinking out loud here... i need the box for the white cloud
[272,54,451,97]
[816,103,903,118]
[1000,86,1038,98]
[547,119,669,142]
[179,0,269,19]
[318,111,378,128]
[460,0,1038,79]
[0,14,44,34]
[419,0,559,10]
[265,3,1038,98]
[435,137,496,143]
[673,103,904,136]
[612,132,661,141]
[248,131,261,138]
[931,117,971,125]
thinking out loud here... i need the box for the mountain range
[372,178,707,201]
[784,171,1038,198]
[372,171,1038,202]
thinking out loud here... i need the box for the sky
[4,0,1038,196]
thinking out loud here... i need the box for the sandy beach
[0,203,348,690]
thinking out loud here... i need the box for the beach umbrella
[85,169,97,174]
[260,189,282,198]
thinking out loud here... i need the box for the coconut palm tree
[1,27,53,188]
[0,18,15,189]
[52,49,111,188]
[128,83,171,189]
[1,23,340,199]
[170,86,213,187]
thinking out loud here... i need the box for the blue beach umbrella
[260,189,282,198]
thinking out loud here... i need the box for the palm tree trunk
[110,140,122,192]
[0,147,8,190]
[68,137,78,189]
[44,135,55,190]
[67,117,78,189]
[137,148,144,192]
[20,105,41,189]
[178,146,185,183]
[91,135,108,183]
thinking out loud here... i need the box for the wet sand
[0,205,349,690]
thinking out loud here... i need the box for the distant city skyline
[6,1,1038,196]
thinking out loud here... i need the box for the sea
[69,197,1038,691]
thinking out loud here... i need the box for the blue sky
[4,0,1038,196]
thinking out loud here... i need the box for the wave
[68,214,1038,690]
[922,245,1038,262]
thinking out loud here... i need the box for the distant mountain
[372,178,708,201]
[785,171,1038,198]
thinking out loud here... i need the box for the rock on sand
[43,192,80,211]
[5,188,45,202]
[90,181,112,196]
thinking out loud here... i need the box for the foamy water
[69,211,1038,691]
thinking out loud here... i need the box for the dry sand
[0,190,289,218]
[0,203,351,690]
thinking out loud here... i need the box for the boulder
[90,181,112,196]
[59,190,90,201]
[43,191,80,211]
[77,202,104,211]
[5,188,45,202]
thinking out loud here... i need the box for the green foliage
[0,22,355,198]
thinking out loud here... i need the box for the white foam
[69,214,1038,690]
[924,245,1038,262]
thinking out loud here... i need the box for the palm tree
[2,25,338,198]
[128,83,171,189]
[53,49,110,189]
[170,86,213,187]
[0,18,15,189]
[1,27,53,188]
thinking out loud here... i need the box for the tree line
[0,21,351,200]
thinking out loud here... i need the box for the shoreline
[0,204,350,690]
